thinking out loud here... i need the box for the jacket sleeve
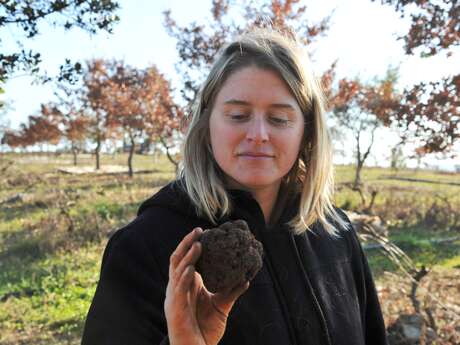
[81,223,170,345]
[348,222,389,345]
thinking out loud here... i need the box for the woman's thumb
[213,281,250,314]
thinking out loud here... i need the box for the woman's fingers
[166,229,203,314]
[228,281,250,300]
[212,281,250,315]
[169,228,202,275]
[174,241,202,283]
[177,265,196,295]
[189,270,203,307]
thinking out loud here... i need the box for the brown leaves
[371,1,459,156]
[361,80,402,127]
[65,115,90,142]
[0,0,120,82]
[164,0,332,102]
[211,0,231,21]
[330,79,361,112]
[2,58,183,156]
[395,76,459,155]
[378,0,460,57]
[326,71,400,125]
[380,269,460,344]
[1,108,62,148]
[96,60,182,141]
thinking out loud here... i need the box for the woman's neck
[226,177,280,225]
[251,185,280,225]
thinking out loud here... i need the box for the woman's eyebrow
[224,99,296,110]
[224,99,250,106]
[270,103,296,111]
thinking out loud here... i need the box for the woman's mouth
[237,152,274,158]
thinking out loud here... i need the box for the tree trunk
[128,135,135,178]
[353,161,364,189]
[353,123,377,189]
[72,148,78,166]
[159,137,179,175]
[353,129,363,189]
[166,149,179,175]
[95,137,101,170]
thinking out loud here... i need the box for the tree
[375,0,459,155]
[1,130,23,149]
[396,76,459,155]
[41,95,89,165]
[55,88,89,165]
[0,0,120,83]
[0,83,4,110]
[86,60,183,176]
[0,112,11,153]
[77,60,182,177]
[330,79,373,188]
[79,59,118,170]
[38,103,63,147]
[164,1,336,173]
[377,0,459,57]
[390,144,406,171]
[0,84,10,150]
[330,71,400,188]
[6,59,183,174]
[146,76,184,173]
[2,107,61,150]
[101,62,177,176]
[64,112,89,165]
[164,0,332,104]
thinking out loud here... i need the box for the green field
[1,153,459,344]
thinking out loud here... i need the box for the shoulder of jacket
[316,206,362,261]
[116,205,193,246]
[99,206,196,278]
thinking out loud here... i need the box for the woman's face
[209,66,305,193]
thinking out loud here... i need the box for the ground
[0,152,459,344]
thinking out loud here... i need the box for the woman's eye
[229,114,249,121]
[269,116,289,126]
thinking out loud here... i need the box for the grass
[0,153,459,344]
[441,255,460,269]
[0,244,102,345]
[0,153,175,344]
[366,223,460,277]
[367,239,460,277]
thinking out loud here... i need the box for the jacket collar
[137,179,300,231]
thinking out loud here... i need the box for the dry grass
[0,153,459,344]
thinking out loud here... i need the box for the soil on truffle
[196,219,264,293]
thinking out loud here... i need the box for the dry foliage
[329,72,401,188]
[379,269,460,344]
[375,0,459,156]
[0,0,120,82]
[164,0,332,103]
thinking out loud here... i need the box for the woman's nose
[246,115,269,143]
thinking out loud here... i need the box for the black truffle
[196,220,264,293]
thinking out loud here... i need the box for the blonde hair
[179,28,348,236]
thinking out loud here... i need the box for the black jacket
[81,180,388,345]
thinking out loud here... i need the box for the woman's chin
[231,176,281,191]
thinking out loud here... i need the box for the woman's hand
[164,228,250,345]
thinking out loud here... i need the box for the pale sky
[1,0,459,170]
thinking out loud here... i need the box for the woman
[82,29,388,345]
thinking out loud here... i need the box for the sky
[1,0,459,170]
